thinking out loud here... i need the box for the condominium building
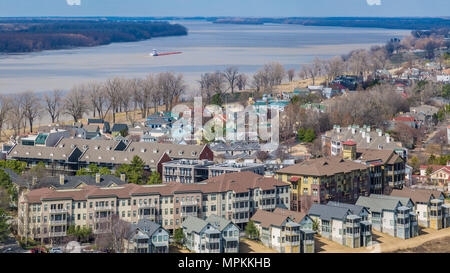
[17,172,290,242]
[124,219,169,253]
[182,215,240,253]
[251,208,315,253]
[308,203,372,248]
[276,142,406,213]
[322,125,407,158]
[7,138,212,175]
[390,188,449,229]
[356,194,419,239]
[162,159,265,183]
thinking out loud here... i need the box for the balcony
[49,208,68,214]
[262,193,276,199]
[138,203,154,209]
[49,219,67,225]
[49,231,66,237]
[94,206,115,211]
[234,196,249,202]
[181,211,198,217]
[137,242,149,248]
[181,200,198,207]
[94,216,111,223]
[206,237,220,243]
[234,206,249,213]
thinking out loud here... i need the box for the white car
[49,247,63,253]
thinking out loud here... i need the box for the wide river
[0,20,410,95]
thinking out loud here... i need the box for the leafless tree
[104,77,125,123]
[87,81,109,119]
[137,75,156,117]
[95,214,130,253]
[236,74,248,91]
[348,49,371,79]
[299,58,322,86]
[0,95,12,141]
[64,85,87,122]
[324,56,345,83]
[20,91,41,133]
[8,95,24,137]
[223,66,239,94]
[252,70,267,94]
[157,72,185,112]
[199,72,227,104]
[44,90,63,124]
[262,62,286,88]
[287,68,295,82]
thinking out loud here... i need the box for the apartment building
[356,195,419,239]
[124,219,169,253]
[415,164,450,186]
[251,208,315,253]
[162,159,265,183]
[308,203,372,248]
[7,138,212,175]
[182,214,240,253]
[322,125,407,159]
[390,188,449,229]
[276,142,406,213]
[17,172,290,241]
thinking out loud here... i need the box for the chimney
[32,176,37,186]
[366,136,371,143]
[95,173,101,184]
[366,126,371,132]
[386,134,391,143]
[351,128,356,134]
[378,130,382,137]
[362,131,366,138]
[59,174,65,185]
[120,173,126,182]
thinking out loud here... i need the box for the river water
[0,20,410,95]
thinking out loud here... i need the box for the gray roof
[326,201,366,216]
[111,124,129,132]
[32,175,126,190]
[210,142,260,152]
[182,215,209,234]
[356,196,401,213]
[1,168,28,188]
[205,214,234,232]
[369,194,413,207]
[8,144,78,161]
[308,203,352,221]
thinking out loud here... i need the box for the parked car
[2,247,12,253]
[30,247,47,253]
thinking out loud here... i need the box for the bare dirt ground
[316,227,450,253]
[169,244,192,253]
[239,238,278,253]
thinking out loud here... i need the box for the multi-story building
[124,219,169,253]
[7,138,212,175]
[390,188,449,229]
[182,215,232,253]
[322,125,407,159]
[251,208,315,253]
[205,215,240,253]
[356,194,419,239]
[415,164,450,186]
[162,159,265,183]
[276,142,406,213]
[17,172,290,242]
[308,203,372,248]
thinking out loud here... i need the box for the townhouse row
[18,172,290,242]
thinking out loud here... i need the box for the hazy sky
[0,0,449,17]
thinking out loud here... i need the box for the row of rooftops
[182,214,236,234]
[8,137,210,167]
[275,148,402,177]
[22,172,290,204]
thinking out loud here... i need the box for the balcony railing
[234,207,249,213]
[206,237,220,243]
[49,231,66,237]
[181,211,198,217]
[138,203,154,209]
[50,208,68,214]
[181,200,198,206]
[94,206,115,211]
[49,220,67,225]
[234,196,249,202]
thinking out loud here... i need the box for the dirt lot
[316,227,450,253]
[169,244,192,253]
[394,236,450,253]
[239,238,278,253]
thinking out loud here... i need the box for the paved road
[0,237,28,253]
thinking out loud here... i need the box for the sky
[0,0,449,17]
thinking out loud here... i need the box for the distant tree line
[0,19,188,53]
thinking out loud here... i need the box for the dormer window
[95,146,99,150]
[37,152,42,156]
[25,152,29,155]
[98,156,102,160]
[85,155,89,159]
[13,151,17,154]
[62,154,66,158]
[192,151,197,156]
[59,144,65,148]
[107,146,111,151]
[50,153,54,157]
[141,148,146,153]
[153,149,158,153]
[179,151,184,155]
[124,158,128,161]
[111,157,115,161]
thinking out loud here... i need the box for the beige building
[18,172,290,242]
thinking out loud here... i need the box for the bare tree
[0,96,12,141]
[44,90,62,124]
[157,72,185,112]
[236,74,248,91]
[64,86,87,122]
[20,91,41,133]
[104,77,124,123]
[87,82,109,119]
[136,75,155,118]
[95,215,130,253]
[199,72,226,104]
[222,66,239,94]
[8,95,24,138]
[287,68,295,82]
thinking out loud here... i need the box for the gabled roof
[326,201,366,216]
[272,207,308,223]
[205,214,235,232]
[355,196,401,213]
[8,144,78,161]
[369,194,413,207]
[182,216,210,234]
[111,124,129,132]
[251,209,290,228]
[308,203,352,221]
[128,219,163,239]
[34,175,126,190]
[390,188,445,204]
